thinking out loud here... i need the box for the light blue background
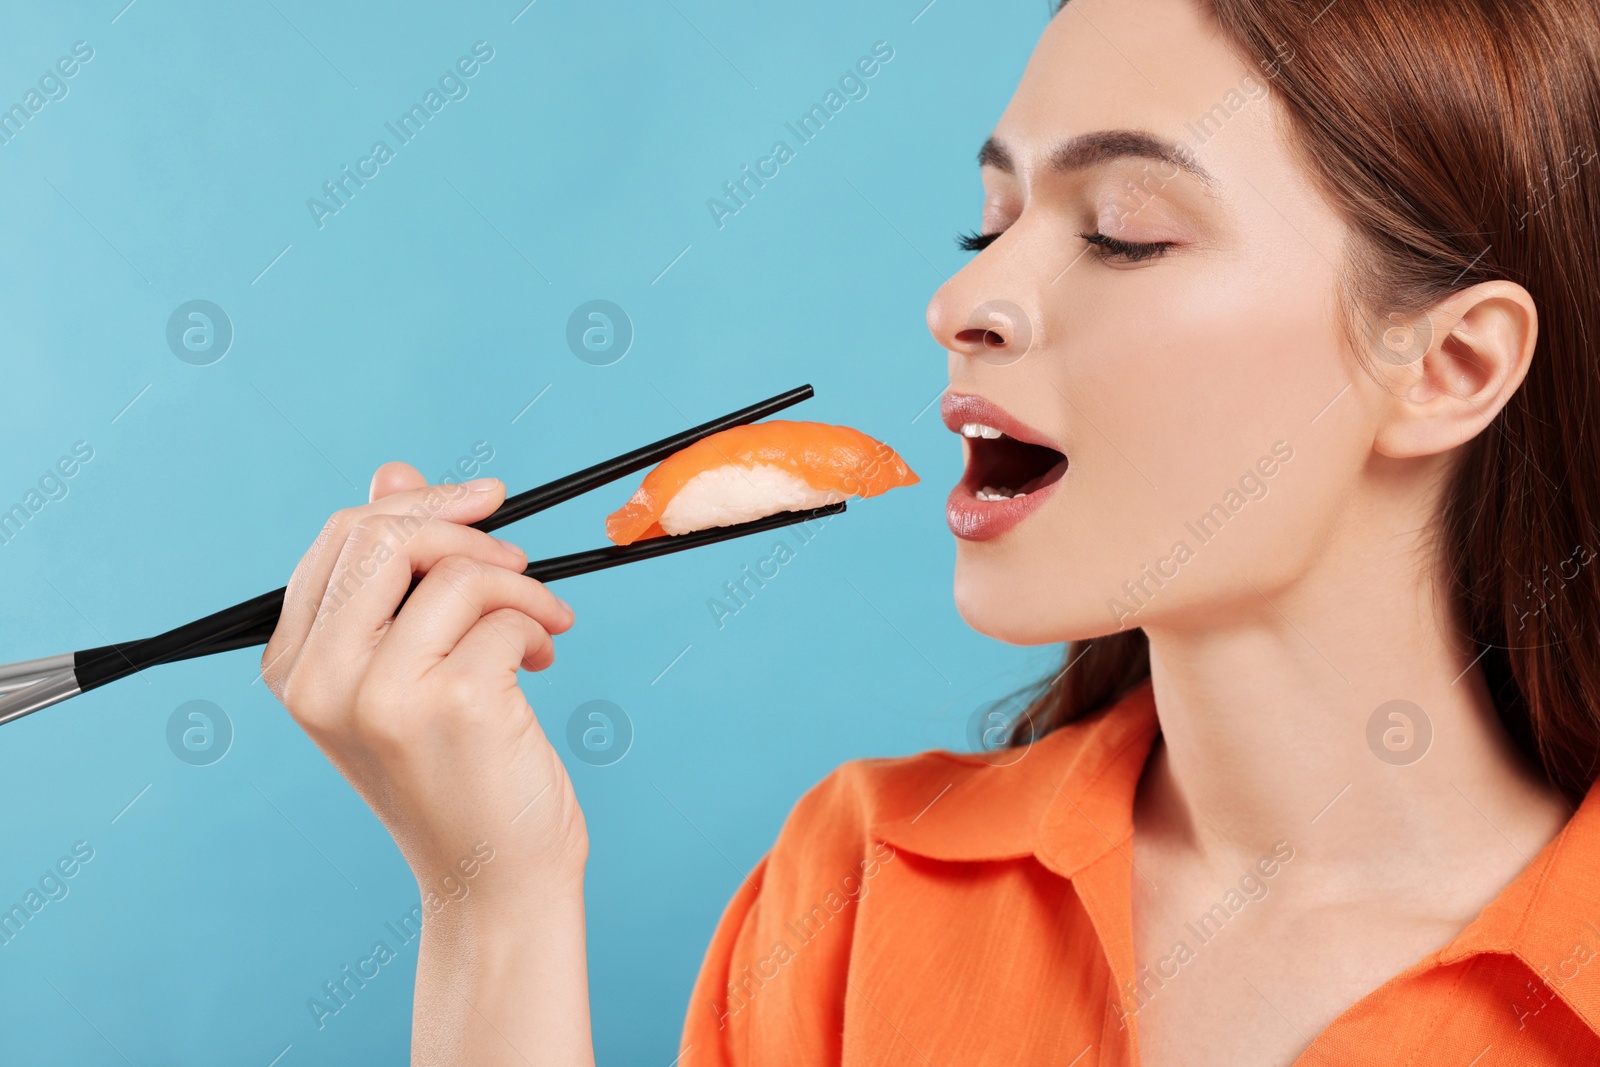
[0,1,1056,1062]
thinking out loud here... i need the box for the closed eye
[1077,231,1175,262]
[956,229,1175,263]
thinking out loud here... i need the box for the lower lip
[945,471,1064,542]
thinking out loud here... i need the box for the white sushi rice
[658,463,848,535]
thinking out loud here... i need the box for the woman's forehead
[998,0,1263,164]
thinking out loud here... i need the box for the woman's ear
[1370,280,1539,459]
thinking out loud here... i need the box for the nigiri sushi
[605,420,918,545]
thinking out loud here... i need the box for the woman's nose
[928,290,1034,367]
[926,233,1038,367]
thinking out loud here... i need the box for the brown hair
[1019,0,1600,803]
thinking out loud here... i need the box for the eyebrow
[978,129,1218,189]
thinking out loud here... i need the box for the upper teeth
[961,422,1004,439]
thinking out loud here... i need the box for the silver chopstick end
[0,652,75,692]
[0,670,81,726]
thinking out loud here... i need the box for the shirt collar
[870,678,1160,879]
[871,677,1600,1034]
[1438,771,1600,1032]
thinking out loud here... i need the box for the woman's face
[929,0,1369,644]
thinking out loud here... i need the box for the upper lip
[939,392,1063,451]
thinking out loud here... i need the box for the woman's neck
[1135,515,1574,909]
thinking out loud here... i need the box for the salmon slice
[605,420,918,545]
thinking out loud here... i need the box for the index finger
[264,478,509,680]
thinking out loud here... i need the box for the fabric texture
[679,678,1600,1065]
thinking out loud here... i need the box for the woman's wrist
[428,871,585,947]
[413,879,594,1066]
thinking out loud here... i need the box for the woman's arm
[261,461,594,1066]
[413,886,593,1065]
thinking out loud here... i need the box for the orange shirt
[679,678,1600,1064]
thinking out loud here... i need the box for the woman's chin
[952,565,1063,645]
[951,552,1126,645]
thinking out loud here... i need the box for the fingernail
[497,538,525,558]
[465,477,500,492]
[556,596,573,614]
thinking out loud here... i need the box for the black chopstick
[0,502,849,727]
[111,502,850,673]
[518,501,845,582]
[71,384,815,687]
[52,502,847,706]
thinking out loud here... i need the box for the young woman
[260,0,1600,1062]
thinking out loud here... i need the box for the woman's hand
[262,461,594,1066]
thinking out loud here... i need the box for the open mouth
[958,421,1069,500]
[940,392,1069,540]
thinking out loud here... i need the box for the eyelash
[955,229,1175,262]
[1078,231,1175,262]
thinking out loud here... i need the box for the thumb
[417,475,510,526]
[370,461,428,502]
